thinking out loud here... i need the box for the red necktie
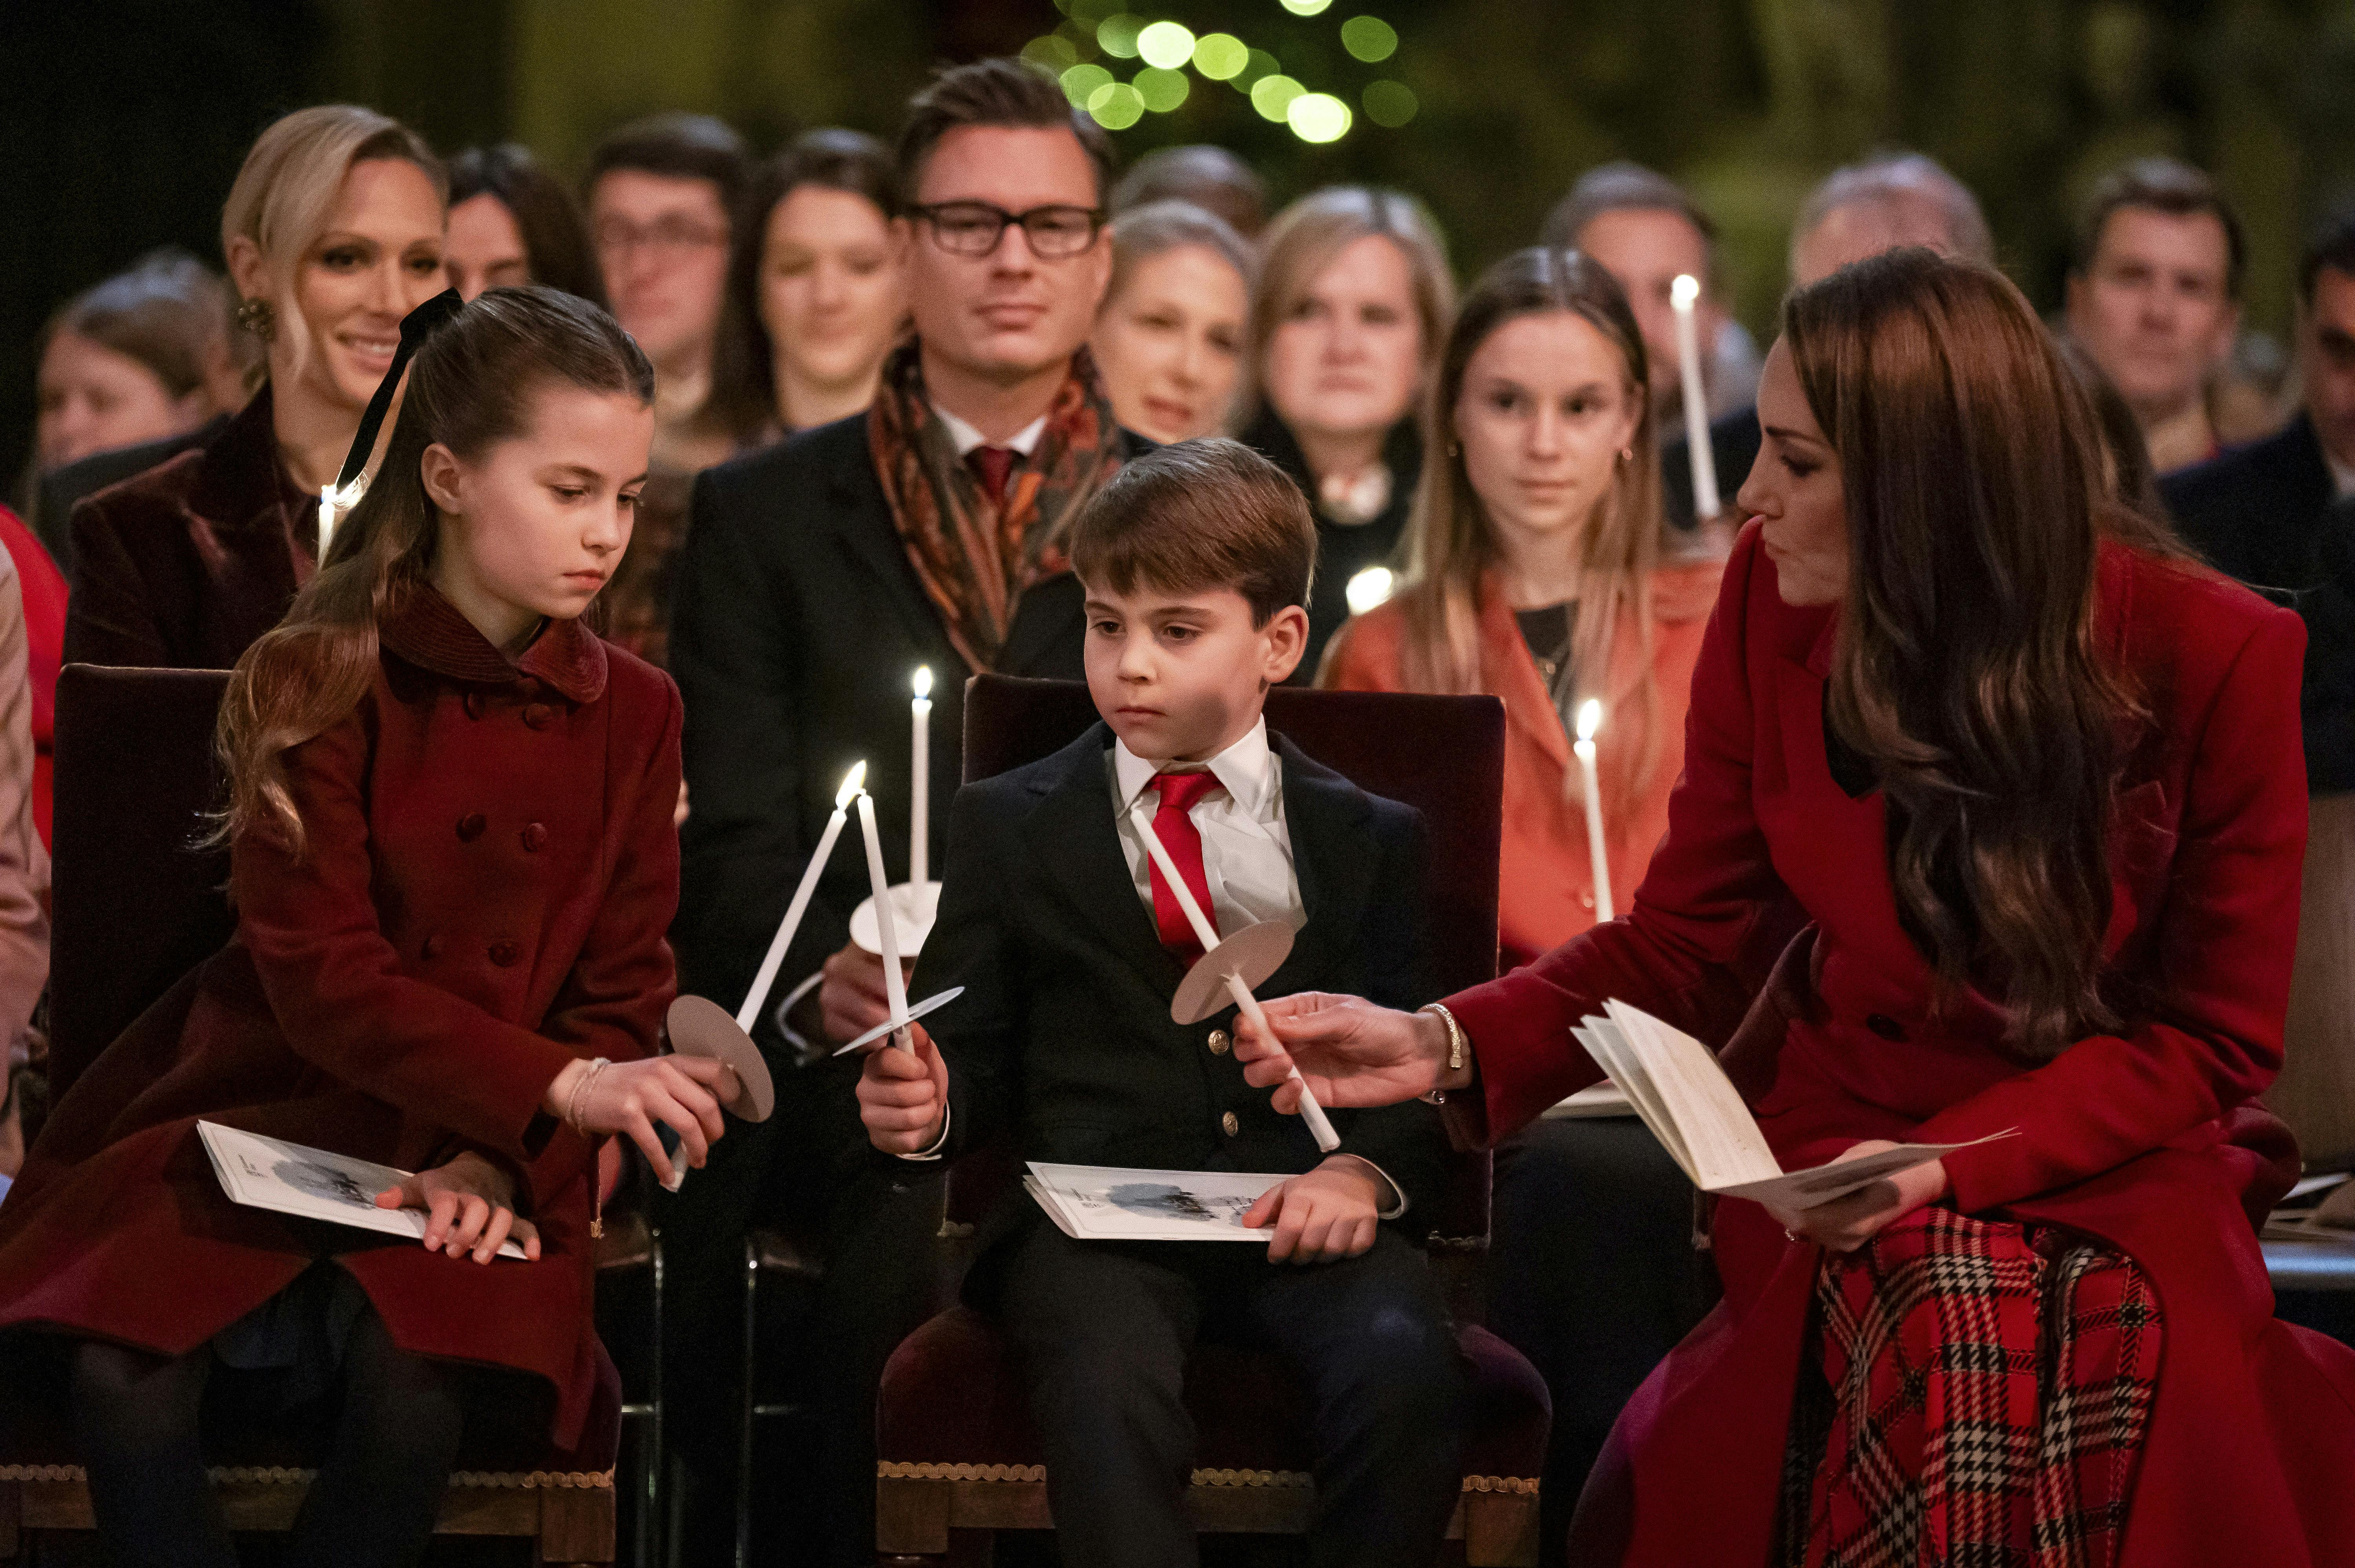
[968,445,1017,505]
[1147,772,1223,964]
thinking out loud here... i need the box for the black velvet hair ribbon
[334,287,466,492]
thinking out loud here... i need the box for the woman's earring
[1617,446,1633,465]
[1447,440,1461,458]
[235,297,276,342]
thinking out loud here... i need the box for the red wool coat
[0,588,682,1449]
[1442,522,2355,1566]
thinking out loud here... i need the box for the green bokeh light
[1362,79,1418,126]
[1251,73,1306,121]
[1088,81,1146,129]
[1287,91,1352,142]
[1192,32,1248,79]
[1022,34,1080,71]
[1232,48,1282,91]
[1096,14,1143,58]
[1135,66,1191,113]
[1136,20,1195,70]
[1280,0,1333,13]
[1340,16,1398,62]
[1060,62,1115,107]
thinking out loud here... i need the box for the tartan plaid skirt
[1776,1206,2162,1568]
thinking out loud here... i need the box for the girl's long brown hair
[1785,248,2180,1058]
[1375,246,1692,806]
[215,286,652,857]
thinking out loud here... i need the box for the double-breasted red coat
[0,587,681,1450]
[1441,522,2355,1565]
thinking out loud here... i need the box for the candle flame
[836,761,868,807]
[911,666,933,700]
[1345,565,1395,615]
[1576,699,1604,742]
[1670,274,1700,310]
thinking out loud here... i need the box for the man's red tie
[1147,772,1223,964]
[968,445,1017,505]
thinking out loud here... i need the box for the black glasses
[911,202,1105,259]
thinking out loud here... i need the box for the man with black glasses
[661,58,1146,1566]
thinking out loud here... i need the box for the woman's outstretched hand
[1764,1140,1951,1254]
[1230,992,1455,1112]
[376,1150,540,1264]
[541,1054,736,1188]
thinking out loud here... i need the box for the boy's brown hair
[1070,438,1316,627]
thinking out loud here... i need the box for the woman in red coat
[1234,249,2355,1566]
[0,286,733,1568]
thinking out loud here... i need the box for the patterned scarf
[868,341,1126,672]
[1777,1207,2162,1568]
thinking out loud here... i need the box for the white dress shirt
[938,406,1048,458]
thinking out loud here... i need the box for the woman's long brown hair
[215,285,652,857]
[1785,248,2179,1058]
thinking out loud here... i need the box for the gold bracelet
[1418,1004,1466,1105]
[565,1057,611,1135]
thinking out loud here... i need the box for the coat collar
[186,383,312,539]
[379,583,609,704]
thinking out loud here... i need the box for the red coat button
[463,692,486,719]
[489,940,522,967]
[523,704,554,730]
[456,813,487,841]
[521,822,548,852]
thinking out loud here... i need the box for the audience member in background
[2163,207,2355,591]
[0,534,49,1203]
[1320,248,1725,1550]
[1109,141,1268,238]
[1090,199,1251,445]
[443,143,606,306]
[0,509,66,849]
[1664,151,1998,536]
[2066,157,2261,476]
[610,128,906,668]
[663,59,1145,1568]
[1542,162,1757,529]
[65,106,445,671]
[1242,186,1454,676]
[586,112,747,474]
[2061,337,2166,520]
[26,249,254,566]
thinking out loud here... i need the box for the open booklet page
[197,1121,529,1260]
[1026,1162,1289,1242]
[1570,1003,2012,1210]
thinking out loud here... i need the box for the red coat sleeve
[1442,526,1791,1144]
[233,705,589,1165]
[1912,607,2307,1211]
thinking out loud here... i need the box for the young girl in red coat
[0,285,734,1568]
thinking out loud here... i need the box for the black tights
[68,1309,469,1568]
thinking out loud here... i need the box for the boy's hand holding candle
[855,1023,950,1154]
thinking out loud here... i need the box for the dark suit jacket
[668,412,1152,1039]
[33,418,224,573]
[915,722,1448,1290]
[2291,497,2355,791]
[1660,405,1763,531]
[2161,411,2337,591]
[1240,410,1421,683]
[64,388,313,669]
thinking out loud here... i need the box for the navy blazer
[2162,411,2337,591]
[914,722,1448,1290]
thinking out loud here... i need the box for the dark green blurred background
[7,0,2355,484]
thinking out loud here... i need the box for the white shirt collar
[1112,719,1278,819]
[938,405,1049,458]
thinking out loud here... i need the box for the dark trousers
[68,1307,468,1568]
[1489,1118,1716,1568]
[998,1222,1468,1568]
[659,1050,944,1568]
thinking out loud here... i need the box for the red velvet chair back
[49,665,234,1099]
[952,675,1507,1236]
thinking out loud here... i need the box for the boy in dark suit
[859,438,1468,1568]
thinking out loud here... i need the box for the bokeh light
[1251,73,1306,122]
[1060,62,1115,107]
[1363,79,1418,127]
[1280,0,1334,13]
[1135,67,1191,113]
[1096,13,1143,58]
[1087,80,1146,129]
[1192,33,1248,79]
[1287,92,1352,143]
[1136,20,1195,70]
[1340,16,1399,62]
[1022,35,1080,71]
[1233,49,1282,92]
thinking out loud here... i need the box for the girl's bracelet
[565,1057,612,1134]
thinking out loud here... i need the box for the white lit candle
[1670,274,1720,521]
[318,485,338,561]
[910,667,933,887]
[1575,699,1614,923]
[855,789,913,1048]
[1130,802,1341,1154]
[738,762,864,1032]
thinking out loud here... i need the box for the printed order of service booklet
[197,1121,530,1260]
[1574,999,2013,1210]
[1025,1162,1289,1242]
